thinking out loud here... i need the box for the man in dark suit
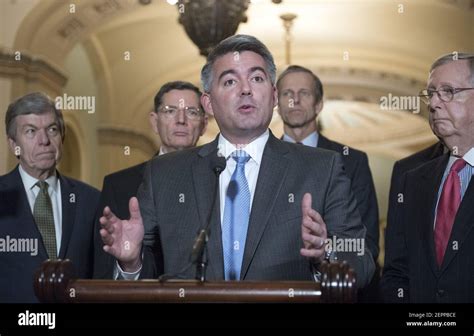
[93,81,208,279]
[99,35,375,287]
[0,92,99,302]
[386,141,445,245]
[382,53,474,302]
[276,65,379,267]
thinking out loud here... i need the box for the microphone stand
[192,157,225,282]
[194,230,208,282]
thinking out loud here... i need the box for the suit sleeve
[137,160,163,279]
[350,152,380,262]
[92,176,118,279]
[386,160,401,247]
[381,169,410,303]
[323,153,375,288]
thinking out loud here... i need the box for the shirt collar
[462,147,474,167]
[18,164,58,193]
[217,129,269,165]
[283,131,319,147]
[446,148,474,172]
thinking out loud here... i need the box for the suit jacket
[386,141,445,235]
[93,161,161,279]
[0,166,99,302]
[382,153,474,303]
[138,133,375,287]
[318,135,379,261]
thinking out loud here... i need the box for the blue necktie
[222,150,251,280]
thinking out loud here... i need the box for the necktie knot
[36,180,49,194]
[450,158,466,173]
[231,150,250,165]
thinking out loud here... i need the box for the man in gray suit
[99,34,374,287]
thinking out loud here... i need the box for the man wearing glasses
[382,53,474,303]
[93,81,208,279]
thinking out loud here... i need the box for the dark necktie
[33,181,57,260]
[434,158,466,266]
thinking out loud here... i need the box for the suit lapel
[316,134,332,150]
[2,166,49,259]
[191,137,224,279]
[440,173,474,271]
[58,173,76,259]
[240,134,290,279]
[419,154,449,275]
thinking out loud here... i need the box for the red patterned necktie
[434,158,466,266]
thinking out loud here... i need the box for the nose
[175,108,187,124]
[429,91,443,109]
[37,129,51,145]
[240,80,252,96]
[293,93,300,105]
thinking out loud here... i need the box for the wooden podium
[34,260,357,303]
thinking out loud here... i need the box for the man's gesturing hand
[99,197,144,272]
[300,193,327,264]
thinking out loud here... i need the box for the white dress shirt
[18,164,62,255]
[217,130,269,224]
[282,131,319,147]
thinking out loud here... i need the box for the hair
[276,65,324,103]
[154,81,203,112]
[200,34,277,93]
[430,52,474,85]
[5,92,65,142]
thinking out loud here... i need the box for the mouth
[289,109,303,113]
[238,104,256,113]
[173,131,189,136]
[36,152,56,160]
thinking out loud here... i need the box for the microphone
[191,152,226,281]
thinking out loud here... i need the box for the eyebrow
[217,66,268,83]
[21,122,58,130]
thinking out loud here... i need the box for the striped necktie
[222,150,251,280]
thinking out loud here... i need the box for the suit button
[437,289,445,297]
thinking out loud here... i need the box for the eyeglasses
[158,105,204,120]
[418,85,474,105]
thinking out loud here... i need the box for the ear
[149,111,159,134]
[8,137,19,157]
[201,93,214,117]
[314,100,324,117]
[272,85,278,109]
[200,114,209,136]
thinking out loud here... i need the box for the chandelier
[177,0,250,56]
[139,0,284,56]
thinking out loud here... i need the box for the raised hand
[300,193,327,263]
[99,197,144,272]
